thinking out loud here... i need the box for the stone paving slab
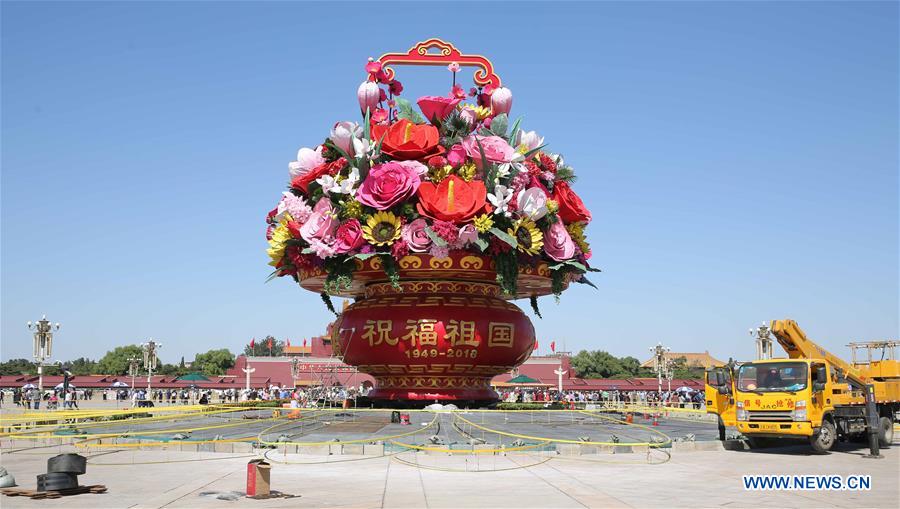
[0,441,896,508]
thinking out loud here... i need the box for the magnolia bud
[491,86,513,116]
[357,81,380,115]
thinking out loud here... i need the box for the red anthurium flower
[371,119,444,161]
[416,175,488,224]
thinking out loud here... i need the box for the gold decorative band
[364,280,501,298]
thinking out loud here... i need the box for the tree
[193,349,235,376]
[243,336,284,357]
[67,357,98,376]
[670,356,704,379]
[97,345,145,375]
[570,350,650,379]
[0,358,36,375]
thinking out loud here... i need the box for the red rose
[334,219,365,254]
[416,96,462,124]
[290,157,347,194]
[553,182,591,224]
[371,119,444,161]
[427,155,448,169]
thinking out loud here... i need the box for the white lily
[317,168,360,196]
[487,185,514,217]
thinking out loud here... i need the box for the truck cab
[705,365,735,441]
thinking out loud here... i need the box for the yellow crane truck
[706,319,898,454]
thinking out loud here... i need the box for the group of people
[3,387,93,410]
[499,388,706,409]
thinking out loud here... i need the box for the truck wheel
[717,417,726,441]
[877,416,893,447]
[810,420,836,453]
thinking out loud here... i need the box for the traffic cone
[652,413,659,426]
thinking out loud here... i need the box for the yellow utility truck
[706,320,898,453]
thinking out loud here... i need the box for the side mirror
[816,366,827,384]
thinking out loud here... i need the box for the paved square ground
[1,440,896,508]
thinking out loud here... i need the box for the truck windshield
[737,362,808,392]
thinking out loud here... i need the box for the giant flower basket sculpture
[266,39,597,402]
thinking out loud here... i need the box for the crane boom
[769,319,869,388]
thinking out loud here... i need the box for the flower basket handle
[375,38,502,88]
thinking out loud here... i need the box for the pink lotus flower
[417,96,461,124]
[402,218,431,253]
[448,62,461,73]
[447,144,467,167]
[330,121,360,157]
[299,198,338,244]
[515,130,544,152]
[517,187,549,220]
[491,87,513,115]
[451,85,466,100]
[455,224,479,248]
[355,161,421,210]
[334,218,365,254]
[357,81,380,115]
[543,220,576,261]
[288,146,325,179]
[462,135,518,169]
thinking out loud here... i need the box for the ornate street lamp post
[290,357,301,388]
[649,342,670,403]
[27,315,60,392]
[141,339,161,392]
[127,356,142,392]
[750,322,773,360]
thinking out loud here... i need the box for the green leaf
[363,107,371,141]
[508,116,523,145]
[325,140,352,161]
[474,136,492,175]
[424,227,448,247]
[490,114,508,137]
[264,270,280,283]
[345,252,378,262]
[523,144,547,160]
[576,275,599,289]
[489,227,518,248]
[530,295,543,319]
[395,97,425,124]
[473,237,489,252]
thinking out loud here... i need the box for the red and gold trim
[376,38,502,88]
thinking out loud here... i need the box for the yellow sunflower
[508,218,543,255]
[462,104,491,120]
[566,222,590,254]
[362,211,402,246]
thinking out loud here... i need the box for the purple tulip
[357,81,380,115]
[491,86,513,116]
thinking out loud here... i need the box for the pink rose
[299,198,338,244]
[543,220,576,261]
[447,144,467,167]
[288,146,325,179]
[395,160,428,176]
[462,135,518,169]
[402,218,431,253]
[334,219,364,254]
[417,96,461,124]
[356,161,421,210]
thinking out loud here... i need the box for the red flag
[267,338,273,350]
[303,339,307,347]
[250,338,255,349]
[550,341,556,353]
[533,340,539,351]
[287,339,291,347]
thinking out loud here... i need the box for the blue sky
[2,1,897,365]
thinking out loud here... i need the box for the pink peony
[543,220,576,261]
[429,244,450,259]
[402,218,431,253]
[462,135,518,169]
[333,219,365,254]
[288,146,326,179]
[395,159,428,176]
[355,161,421,210]
[299,198,338,244]
[447,144,467,167]
[417,96,461,124]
